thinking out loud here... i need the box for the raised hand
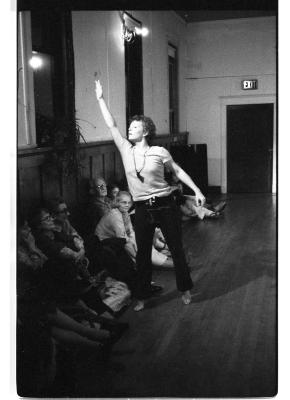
[95,80,103,100]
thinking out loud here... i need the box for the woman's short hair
[116,190,132,201]
[130,115,156,143]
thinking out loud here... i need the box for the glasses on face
[41,214,53,222]
[96,184,106,189]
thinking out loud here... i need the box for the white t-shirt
[119,140,173,201]
[95,208,134,241]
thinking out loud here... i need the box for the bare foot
[181,290,192,305]
[134,300,145,312]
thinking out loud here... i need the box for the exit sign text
[242,80,258,90]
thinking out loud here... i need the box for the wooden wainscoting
[17,132,188,216]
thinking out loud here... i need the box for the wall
[130,11,188,133]
[72,11,126,142]
[17,10,189,216]
[17,133,188,217]
[17,12,36,148]
[72,10,187,141]
[185,17,276,190]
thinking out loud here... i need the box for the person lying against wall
[172,180,227,221]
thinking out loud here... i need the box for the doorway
[227,103,274,193]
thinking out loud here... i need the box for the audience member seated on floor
[17,216,120,397]
[31,207,124,318]
[50,197,84,246]
[48,197,98,281]
[48,197,109,274]
[18,215,126,338]
[96,191,137,260]
[93,191,137,290]
[48,196,132,311]
[95,191,174,270]
[107,182,121,208]
[172,181,227,221]
[87,177,113,231]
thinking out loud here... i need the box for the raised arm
[95,80,125,150]
[165,159,206,206]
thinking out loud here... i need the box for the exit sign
[242,79,258,90]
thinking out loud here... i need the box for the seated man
[48,197,92,280]
[87,176,113,231]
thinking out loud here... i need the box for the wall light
[134,26,149,37]
[121,11,149,43]
[29,52,43,69]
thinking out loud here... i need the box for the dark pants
[134,195,193,299]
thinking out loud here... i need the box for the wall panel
[17,133,188,216]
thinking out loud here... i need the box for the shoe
[213,201,227,213]
[150,284,163,294]
[208,212,220,219]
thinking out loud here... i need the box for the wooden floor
[76,193,277,397]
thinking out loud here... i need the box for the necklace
[132,146,150,182]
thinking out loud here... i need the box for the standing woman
[95,80,205,311]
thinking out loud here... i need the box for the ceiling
[171,0,277,23]
[174,9,277,23]
[18,0,278,18]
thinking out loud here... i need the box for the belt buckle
[149,197,156,206]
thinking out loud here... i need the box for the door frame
[220,94,276,193]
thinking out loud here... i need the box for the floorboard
[77,193,277,397]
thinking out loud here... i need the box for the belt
[134,194,174,208]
